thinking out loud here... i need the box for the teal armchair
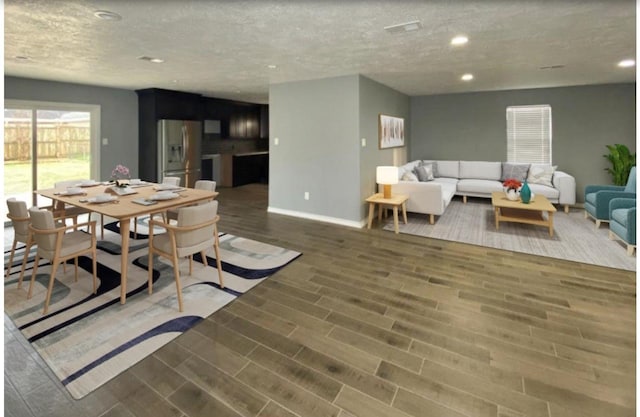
[584,166,636,228]
[608,197,636,256]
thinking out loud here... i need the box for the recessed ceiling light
[138,56,164,63]
[93,10,122,21]
[384,20,423,34]
[451,35,468,46]
[618,59,635,68]
[461,74,474,81]
[267,64,277,69]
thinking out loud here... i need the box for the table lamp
[377,166,399,199]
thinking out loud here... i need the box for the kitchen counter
[233,151,269,157]
[220,152,269,187]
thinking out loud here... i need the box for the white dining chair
[147,200,223,312]
[163,176,181,186]
[27,207,98,315]
[166,180,216,223]
[53,179,93,228]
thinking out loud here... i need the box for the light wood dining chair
[6,198,33,288]
[166,180,216,223]
[147,200,224,312]
[27,207,98,315]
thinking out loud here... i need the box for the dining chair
[53,179,93,227]
[6,198,33,288]
[163,176,181,186]
[134,176,183,238]
[166,180,217,223]
[147,200,224,312]
[27,207,98,315]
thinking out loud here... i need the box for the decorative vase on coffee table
[520,180,531,204]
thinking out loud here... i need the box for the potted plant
[603,144,636,186]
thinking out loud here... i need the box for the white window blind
[506,105,552,164]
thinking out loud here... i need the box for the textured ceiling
[5,0,636,104]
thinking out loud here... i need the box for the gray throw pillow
[421,161,439,178]
[501,163,530,182]
[414,164,434,182]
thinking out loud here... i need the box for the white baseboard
[267,206,366,229]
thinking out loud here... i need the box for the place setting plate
[77,180,101,187]
[56,188,86,196]
[83,195,119,204]
[149,192,180,201]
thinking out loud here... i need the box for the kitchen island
[220,151,269,187]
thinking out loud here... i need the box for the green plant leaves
[603,144,636,185]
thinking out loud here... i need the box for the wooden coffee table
[491,191,557,237]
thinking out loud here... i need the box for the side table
[366,193,409,234]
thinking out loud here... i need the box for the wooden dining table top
[36,182,219,219]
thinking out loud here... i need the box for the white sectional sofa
[390,160,576,224]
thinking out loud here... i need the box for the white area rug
[4,223,302,399]
[383,198,636,271]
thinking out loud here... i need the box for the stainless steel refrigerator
[157,119,202,188]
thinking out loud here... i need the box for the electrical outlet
[102,138,109,145]
[274,137,279,146]
[361,138,366,147]
[304,191,309,200]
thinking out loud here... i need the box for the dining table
[35,181,219,305]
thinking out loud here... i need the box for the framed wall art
[378,114,405,149]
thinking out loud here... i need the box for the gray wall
[269,75,360,222]
[359,76,410,218]
[5,76,139,181]
[268,75,410,224]
[410,83,636,202]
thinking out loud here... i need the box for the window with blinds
[506,105,552,164]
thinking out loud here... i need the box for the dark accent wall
[410,83,636,202]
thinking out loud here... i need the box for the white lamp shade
[376,166,399,185]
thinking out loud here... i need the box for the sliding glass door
[3,100,100,221]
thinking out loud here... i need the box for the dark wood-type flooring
[5,184,636,417]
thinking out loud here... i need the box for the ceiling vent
[384,20,422,34]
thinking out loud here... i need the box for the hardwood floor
[5,184,636,417]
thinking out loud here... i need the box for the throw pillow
[527,164,557,187]
[421,161,439,178]
[501,163,530,182]
[401,171,419,182]
[414,164,434,182]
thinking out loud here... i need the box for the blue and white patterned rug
[4,220,302,399]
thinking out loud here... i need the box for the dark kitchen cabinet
[136,88,203,182]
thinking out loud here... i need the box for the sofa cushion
[435,161,460,178]
[527,164,557,187]
[433,177,459,186]
[401,171,418,182]
[459,161,502,181]
[398,160,422,180]
[528,183,560,201]
[501,163,530,182]
[420,161,439,178]
[414,164,434,182]
[456,179,504,194]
